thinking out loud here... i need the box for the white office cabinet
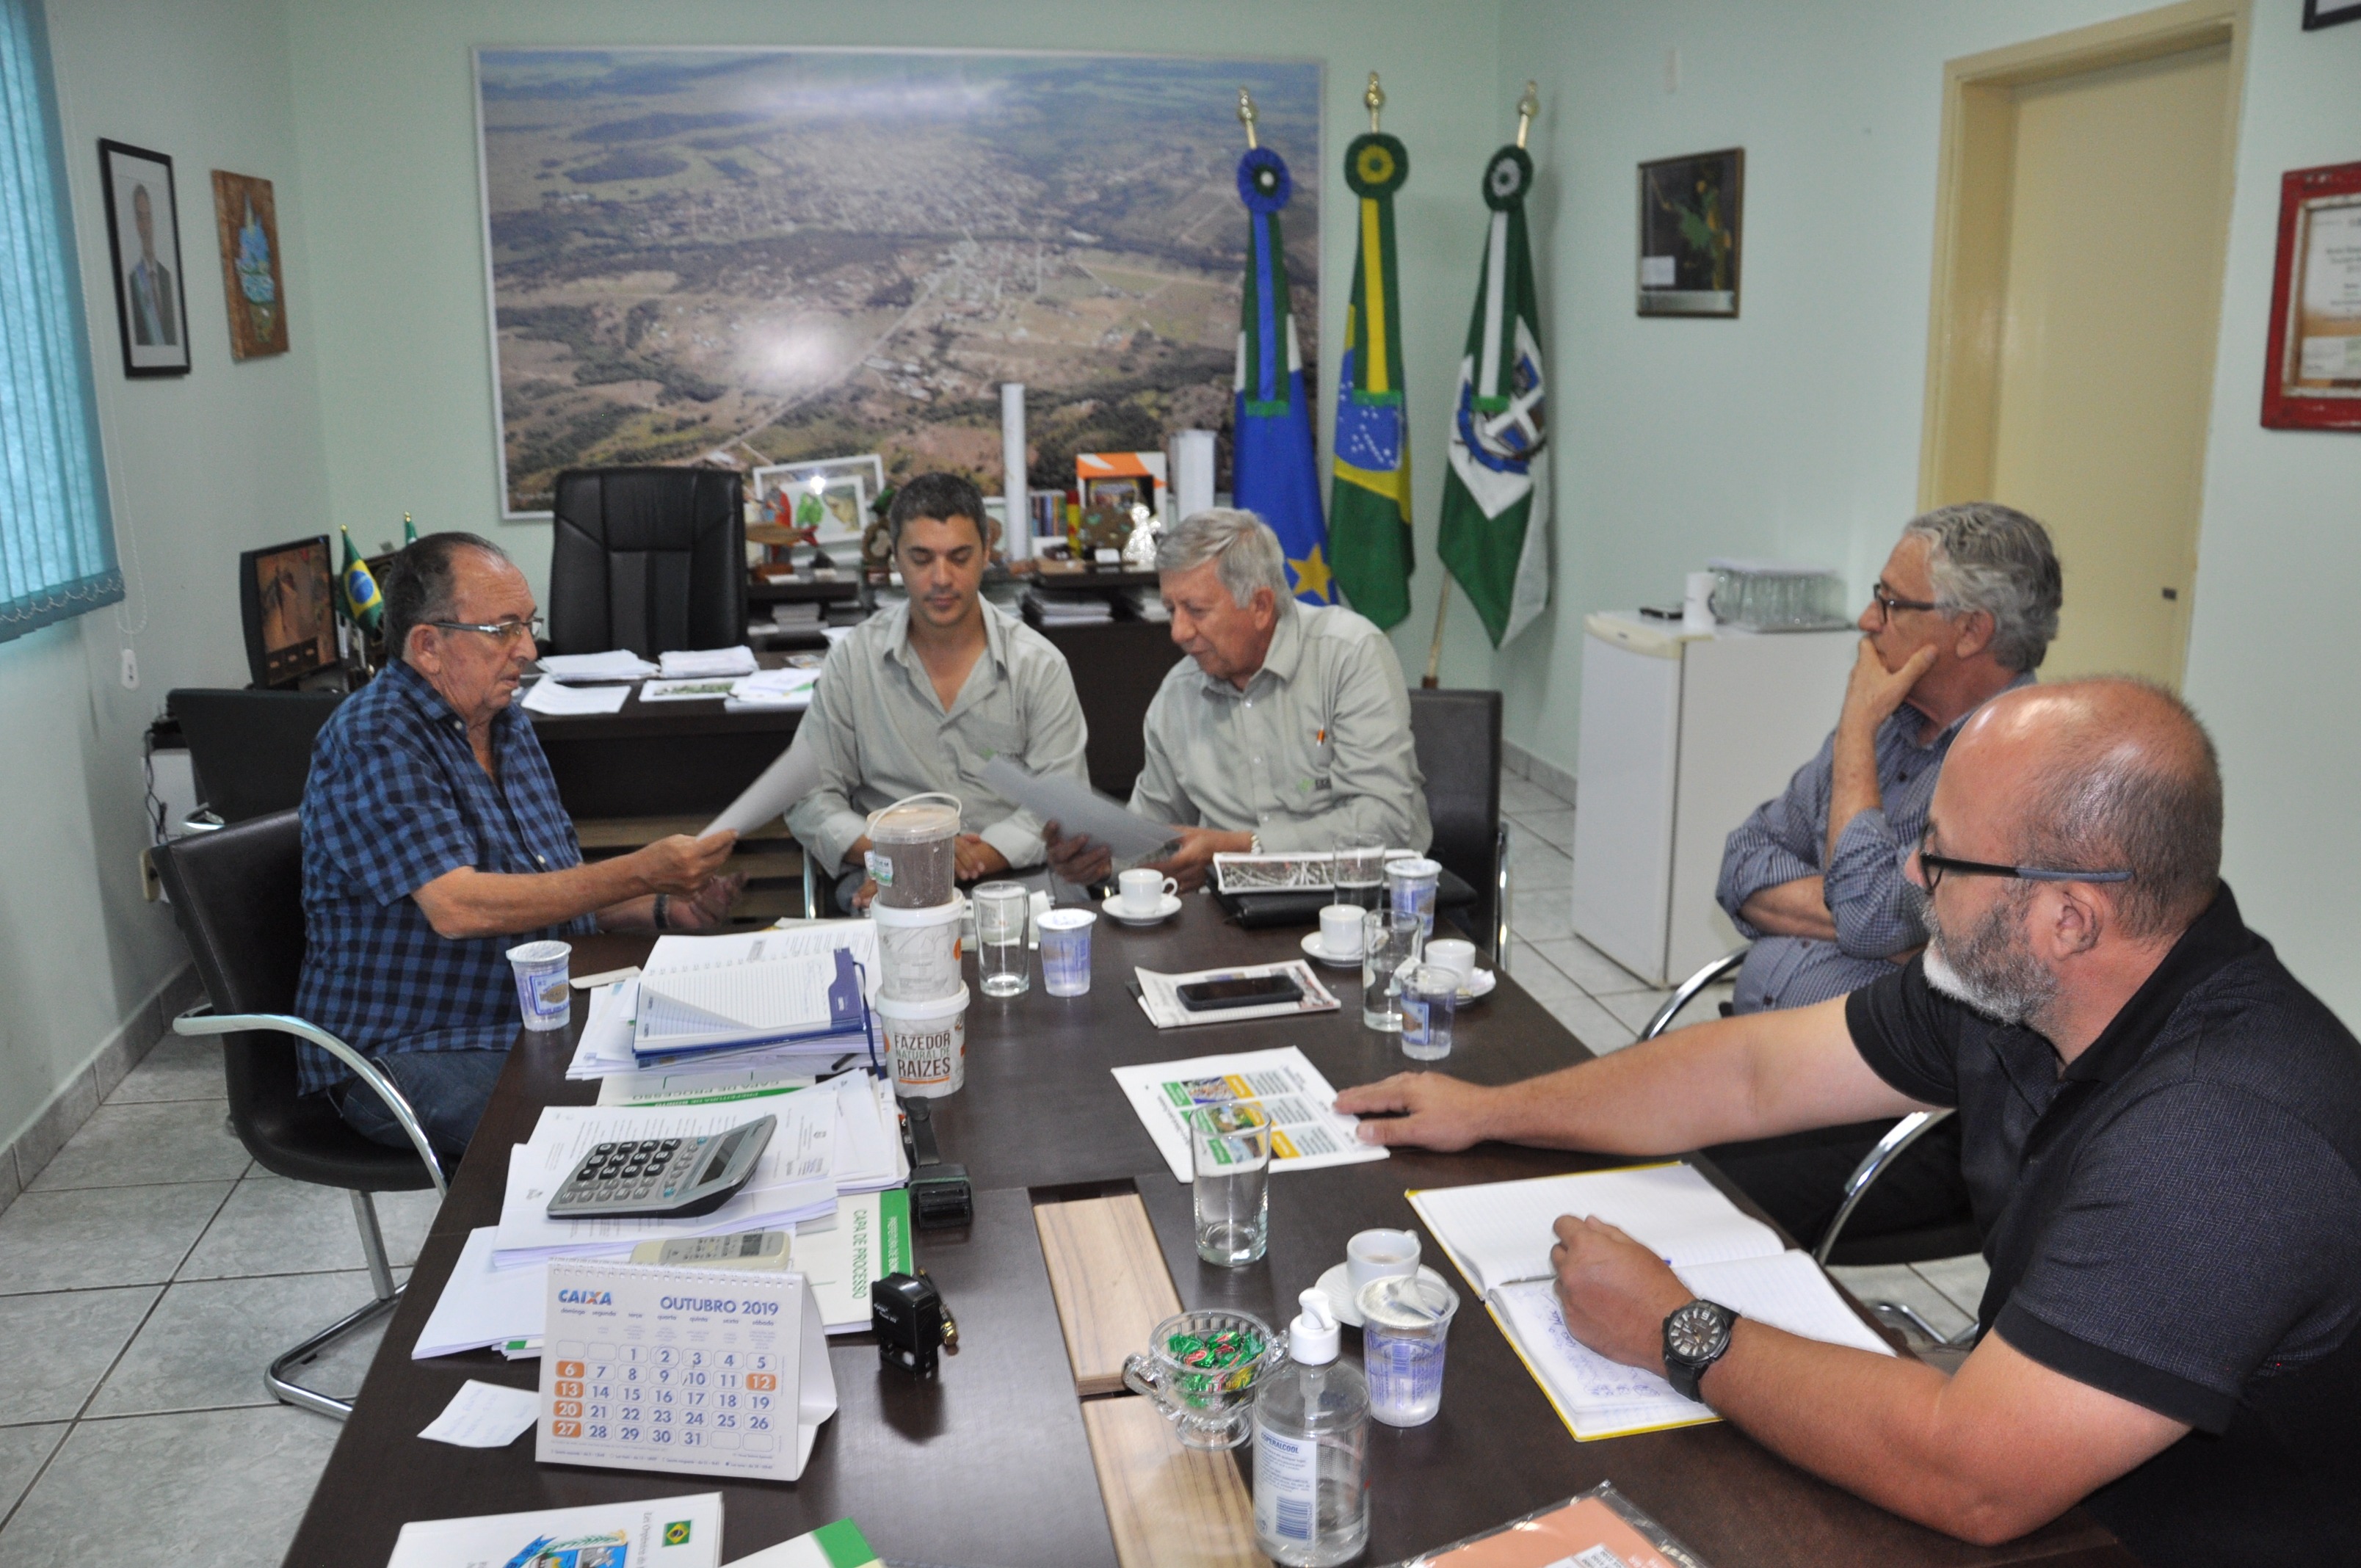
[1570,614,1858,987]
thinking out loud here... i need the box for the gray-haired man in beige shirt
[1046,509,1430,893]
[787,473,1089,911]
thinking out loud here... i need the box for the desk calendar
[537,1257,837,1481]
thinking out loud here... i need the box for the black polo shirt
[1846,885,2361,1567]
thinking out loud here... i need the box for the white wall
[0,0,330,1156]
[1492,0,2360,1018]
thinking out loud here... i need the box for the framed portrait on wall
[211,170,289,360]
[2260,160,2361,431]
[98,139,192,376]
[1637,148,1744,317]
[2302,0,2361,30]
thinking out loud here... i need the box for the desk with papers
[285,905,2131,1568]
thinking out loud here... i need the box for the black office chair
[1407,687,1508,957]
[547,465,747,657]
[1644,946,1979,1344]
[168,687,344,827]
[151,810,446,1420]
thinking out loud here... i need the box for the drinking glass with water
[1332,832,1387,911]
[1191,1104,1271,1266]
[971,881,1031,998]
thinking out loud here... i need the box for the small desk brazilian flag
[1328,131,1414,631]
[662,1520,694,1547]
[338,526,382,635]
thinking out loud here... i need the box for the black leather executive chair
[1407,687,1508,958]
[168,687,343,827]
[545,465,747,657]
[152,810,446,1419]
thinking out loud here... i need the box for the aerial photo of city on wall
[475,48,1322,515]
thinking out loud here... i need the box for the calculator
[545,1114,777,1221]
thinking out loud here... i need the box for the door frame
[1916,0,2249,680]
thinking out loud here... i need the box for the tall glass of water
[1192,1105,1271,1266]
[972,881,1031,998]
[1361,910,1424,1032]
[1333,832,1387,911]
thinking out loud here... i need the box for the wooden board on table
[1034,1191,1183,1396]
[1081,1395,1269,1568]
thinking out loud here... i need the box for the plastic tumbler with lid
[865,792,962,908]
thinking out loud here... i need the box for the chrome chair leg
[264,1190,406,1420]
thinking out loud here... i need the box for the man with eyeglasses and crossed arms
[1341,679,2361,1561]
[1703,503,2062,1256]
[294,532,740,1163]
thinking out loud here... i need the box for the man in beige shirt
[787,473,1089,910]
[1045,509,1430,892]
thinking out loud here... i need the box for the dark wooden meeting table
[281,900,2130,1568]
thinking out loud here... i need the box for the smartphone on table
[1175,973,1305,1012]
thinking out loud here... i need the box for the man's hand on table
[1551,1215,1691,1375]
[628,831,739,894]
[1334,1072,1501,1152]
[1042,820,1114,887]
[954,833,1010,883]
[1145,826,1255,893]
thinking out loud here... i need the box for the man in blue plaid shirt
[294,534,741,1164]
[1706,504,2060,1251]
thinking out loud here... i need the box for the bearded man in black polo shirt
[1340,678,2361,1564]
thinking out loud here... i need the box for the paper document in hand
[1132,960,1338,1029]
[1111,1045,1387,1183]
[704,722,824,837]
[522,678,632,716]
[1490,1249,1892,1441]
[385,1492,722,1568]
[979,755,1179,867]
[1409,1163,1782,1296]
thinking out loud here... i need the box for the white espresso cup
[1318,903,1365,959]
[1424,937,1477,988]
[1118,868,1179,915]
[1347,1227,1422,1296]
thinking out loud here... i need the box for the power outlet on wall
[120,647,139,690]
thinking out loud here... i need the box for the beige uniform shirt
[1128,603,1431,854]
[786,600,1089,875]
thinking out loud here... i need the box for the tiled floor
[0,763,1981,1561]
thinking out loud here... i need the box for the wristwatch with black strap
[1662,1298,1741,1403]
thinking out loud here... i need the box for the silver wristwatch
[1662,1299,1739,1404]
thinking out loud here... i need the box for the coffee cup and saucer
[1101,868,1183,926]
[1299,904,1368,968]
[1313,1227,1453,1329]
[1423,937,1497,1001]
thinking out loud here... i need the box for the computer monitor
[239,534,340,689]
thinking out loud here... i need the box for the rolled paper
[1001,382,1030,560]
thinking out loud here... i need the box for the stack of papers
[1410,1165,1895,1440]
[766,602,824,633]
[728,667,821,711]
[537,649,659,683]
[521,678,633,716]
[634,934,871,1063]
[1024,587,1113,626]
[1124,587,1170,623]
[660,645,760,678]
[568,925,882,1081]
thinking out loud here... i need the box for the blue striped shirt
[292,659,591,1094]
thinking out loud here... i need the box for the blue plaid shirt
[1714,672,2034,1014]
[292,659,592,1094]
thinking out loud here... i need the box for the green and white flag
[1437,145,1550,647]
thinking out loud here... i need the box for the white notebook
[1410,1164,1896,1440]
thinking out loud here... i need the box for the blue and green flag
[338,526,382,635]
[1231,147,1330,604]
[1437,145,1551,645]
[1328,132,1413,630]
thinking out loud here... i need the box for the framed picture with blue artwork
[211,170,289,360]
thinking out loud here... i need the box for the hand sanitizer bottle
[1252,1288,1370,1565]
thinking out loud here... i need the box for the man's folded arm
[1823,805,1927,959]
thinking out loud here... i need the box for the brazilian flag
[1328,132,1413,631]
[338,526,382,635]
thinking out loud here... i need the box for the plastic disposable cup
[972,881,1031,998]
[1360,1273,1459,1426]
[876,983,968,1097]
[505,940,572,1032]
[869,897,966,1001]
[1038,909,1096,996]
[1385,856,1443,934]
[1402,965,1458,1061]
[1191,1105,1270,1266]
[866,793,962,908]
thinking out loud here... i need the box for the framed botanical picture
[2260,160,2361,432]
[750,454,885,546]
[1637,148,1744,317]
[98,139,191,375]
[211,170,289,360]
[2302,0,2361,29]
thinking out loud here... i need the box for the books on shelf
[1410,1163,1895,1440]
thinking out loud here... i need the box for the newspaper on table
[1211,848,1423,893]
[1111,1045,1388,1183]
[641,676,744,702]
[979,755,1179,867]
[1132,959,1338,1029]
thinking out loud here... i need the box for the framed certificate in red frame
[2261,160,2361,431]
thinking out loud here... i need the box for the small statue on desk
[1121,502,1161,570]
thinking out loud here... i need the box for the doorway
[1918,1,2246,688]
